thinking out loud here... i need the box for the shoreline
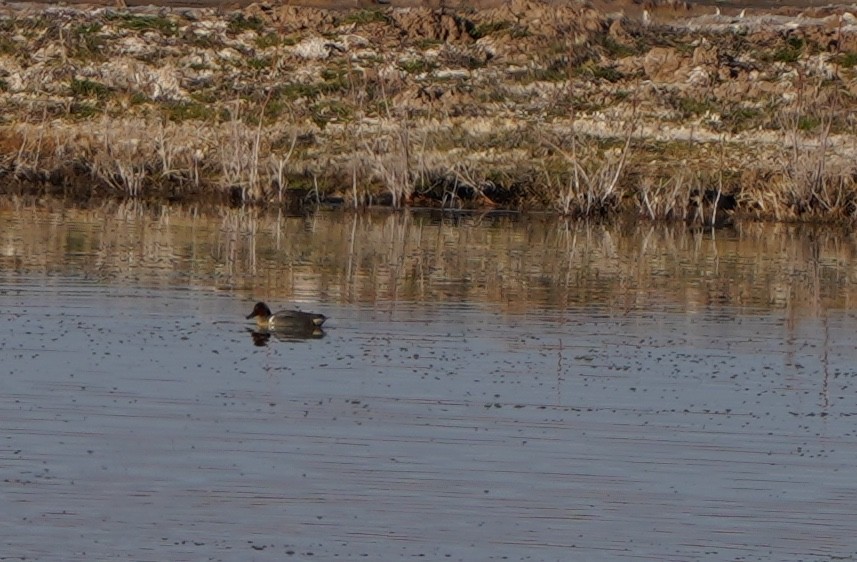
[1,0,856,222]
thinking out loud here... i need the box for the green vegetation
[162,101,220,122]
[186,32,223,50]
[68,102,100,119]
[109,14,178,36]
[277,82,326,100]
[574,62,623,82]
[0,36,15,56]
[310,99,353,128]
[473,19,529,39]
[227,14,265,34]
[837,52,857,68]
[398,58,436,75]
[70,78,112,100]
[67,22,105,59]
[190,90,221,105]
[797,114,822,131]
[671,95,715,118]
[246,56,271,70]
[472,20,512,39]
[524,59,568,83]
[340,9,389,25]
[720,106,765,132]
[320,68,350,94]
[128,92,149,105]
[596,35,638,58]
[770,36,804,63]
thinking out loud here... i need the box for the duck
[246,301,327,330]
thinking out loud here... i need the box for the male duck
[246,301,327,330]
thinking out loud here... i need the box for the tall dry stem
[218,105,267,203]
[90,118,153,197]
[444,161,492,208]
[543,127,633,216]
[268,128,298,203]
[638,170,690,221]
[362,123,421,208]
[12,112,49,180]
[776,111,851,218]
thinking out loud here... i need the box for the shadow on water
[3,199,857,560]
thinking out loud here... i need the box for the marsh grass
[398,58,437,75]
[163,101,220,122]
[638,171,692,221]
[67,22,105,59]
[70,78,112,100]
[340,9,389,26]
[541,131,633,217]
[3,3,857,221]
[217,105,267,203]
[227,14,265,34]
[68,102,100,120]
[573,62,623,83]
[109,13,178,36]
[361,122,422,208]
[310,99,353,128]
[11,123,46,182]
[778,119,854,219]
[838,52,857,68]
[90,118,153,197]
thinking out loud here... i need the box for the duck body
[246,301,327,330]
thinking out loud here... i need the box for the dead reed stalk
[90,118,154,197]
[268,129,298,204]
[218,105,267,203]
[638,169,691,221]
[542,127,633,217]
[361,122,424,208]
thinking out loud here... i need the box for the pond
[2,198,857,561]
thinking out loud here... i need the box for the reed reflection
[3,198,857,314]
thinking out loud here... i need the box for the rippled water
[3,199,857,561]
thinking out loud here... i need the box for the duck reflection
[248,325,325,346]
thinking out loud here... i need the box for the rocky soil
[1,0,856,221]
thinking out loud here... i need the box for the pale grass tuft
[542,130,633,217]
[90,118,154,197]
[217,106,268,203]
[754,112,857,220]
[638,170,692,221]
[361,119,426,208]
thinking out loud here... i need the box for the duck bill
[246,312,256,319]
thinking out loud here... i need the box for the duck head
[246,302,272,320]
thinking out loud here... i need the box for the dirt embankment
[1,0,856,221]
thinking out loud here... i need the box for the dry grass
[2,2,857,222]
[89,118,153,197]
[638,171,692,222]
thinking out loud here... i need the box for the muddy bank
[1,0,856,221]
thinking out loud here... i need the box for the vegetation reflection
[1,199,856,313]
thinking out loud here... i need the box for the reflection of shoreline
[1,199,855,314]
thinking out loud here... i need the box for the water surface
[2,200,857,561]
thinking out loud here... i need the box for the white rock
[292,37,332,60]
